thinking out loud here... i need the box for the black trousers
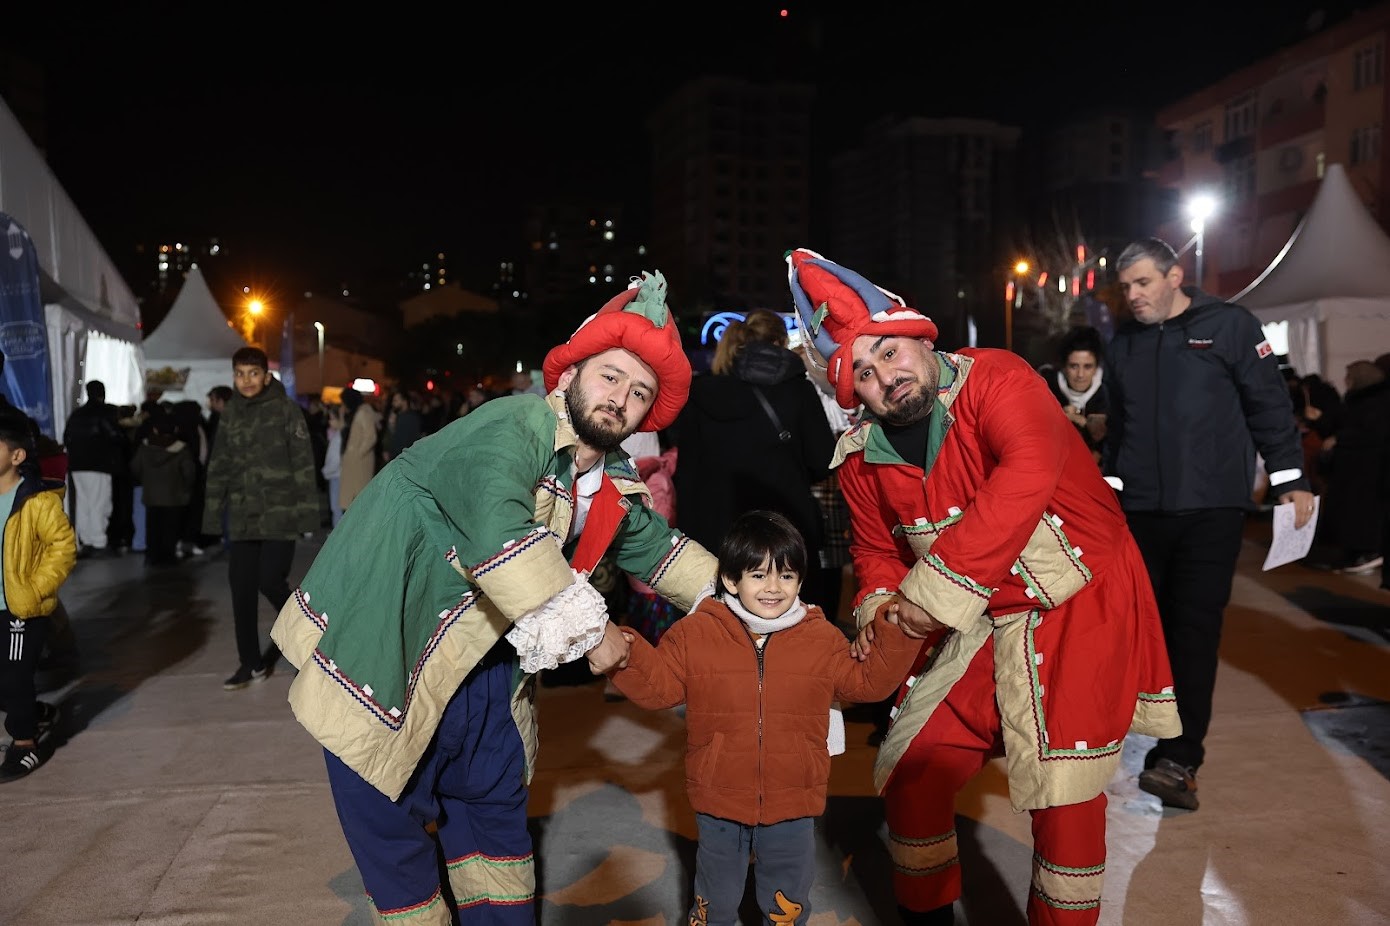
[1,611,51,741]
[228,539,295,670]
[145,505,183,565]
[1125,508,1246,770]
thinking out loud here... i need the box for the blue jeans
[691,813,815,925]
[328,475,343,527]
[131,486,147,551]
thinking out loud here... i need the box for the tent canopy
[1232,163,1390,380]
[142,265,250,406]
[142,265,249,361]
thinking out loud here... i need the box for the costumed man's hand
[1278,488,1317,529]
[586,620,631,675]
[886,596,945,639]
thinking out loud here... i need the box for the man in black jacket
[62,380,128,558]
[1105,237,1315,811]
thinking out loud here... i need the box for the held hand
[585,621,631,675]
[850,621,876,661]
[889,596,945,639]
[1085,414,1107,442]
[1278,488,1317,530]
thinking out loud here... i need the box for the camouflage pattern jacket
[201,378,319,540]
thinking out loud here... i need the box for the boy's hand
[586,621,631,674]
[850,622,876,661]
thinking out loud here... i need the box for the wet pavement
[3,515,1389,925]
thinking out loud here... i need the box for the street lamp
[1005,260,1030,352]
[1186,194,1218,290]
[245,297,265,346]
[313,321,325,393]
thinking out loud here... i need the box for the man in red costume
[785,248,1180,926]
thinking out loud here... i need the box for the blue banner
[0,214,55,437]
[280,312,297,402]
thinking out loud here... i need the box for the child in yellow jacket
[0,411,77,782]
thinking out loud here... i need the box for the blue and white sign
[0,215,54,436]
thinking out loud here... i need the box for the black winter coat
[1103,290,1309,511]
[1320,377,1390,553]
[63,401,128,474]
[672,341,837,557]
[131,439,197,508]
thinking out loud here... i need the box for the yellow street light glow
[1013,260,1030,275]
[248,299,264,315]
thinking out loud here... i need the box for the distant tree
[1005,217,1117,367]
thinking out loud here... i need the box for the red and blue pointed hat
[785,248,938,409]
[543,270,690,432]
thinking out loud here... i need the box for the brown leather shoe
[1138,758,1199,810]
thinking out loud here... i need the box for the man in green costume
[271,271,717,925]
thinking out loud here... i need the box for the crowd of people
[0,237,1385,925]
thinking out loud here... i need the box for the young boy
[0,412,77,782]
[201,347,319,690]
[599,509,921,925]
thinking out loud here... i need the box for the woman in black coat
[1047,325,1110,465]
[672,309,838,607]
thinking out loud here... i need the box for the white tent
[0,94,145,433]
[141,265,250,405]
[1232,163,1390,382]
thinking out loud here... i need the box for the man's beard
[564,380,632,453]
[877,378,935,426]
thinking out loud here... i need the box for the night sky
[10,3,1366,306]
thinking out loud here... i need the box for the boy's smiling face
[721,556,802,621]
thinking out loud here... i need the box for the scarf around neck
[723,592,808,634]
[1056,366,1103,411]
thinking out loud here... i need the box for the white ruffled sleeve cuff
[504,569,610,673]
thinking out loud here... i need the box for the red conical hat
[542,271,690,432]
[785,248,938,409]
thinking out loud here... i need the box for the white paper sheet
[1262,496,1320,571]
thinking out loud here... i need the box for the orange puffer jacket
[608,595,920,825]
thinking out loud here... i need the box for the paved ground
[3,515,1389,925]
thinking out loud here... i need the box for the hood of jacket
[235,376,290,408]
[685,342,806,424]
[1115,286,1226,338]
[733,341,804,386]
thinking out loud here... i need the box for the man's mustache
[593,403,625,424]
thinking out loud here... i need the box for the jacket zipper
[1154,322,1166,505]
[752,626,767,818]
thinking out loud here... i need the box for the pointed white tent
[141,265,250,404]
[1232,163,1390,381]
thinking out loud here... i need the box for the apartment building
[646,75,815,319]
[825,116,1022,351]
[1153,2,1389,295]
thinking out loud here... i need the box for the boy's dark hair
[0,410,36,455]
[232,346,269,371]
[717,510,807,590]
[208,385,234,403]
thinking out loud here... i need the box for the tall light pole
[1006,260,1029,353]
[313,321,325,393]
[1186,194,1217,290]
[246,298,264,346]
